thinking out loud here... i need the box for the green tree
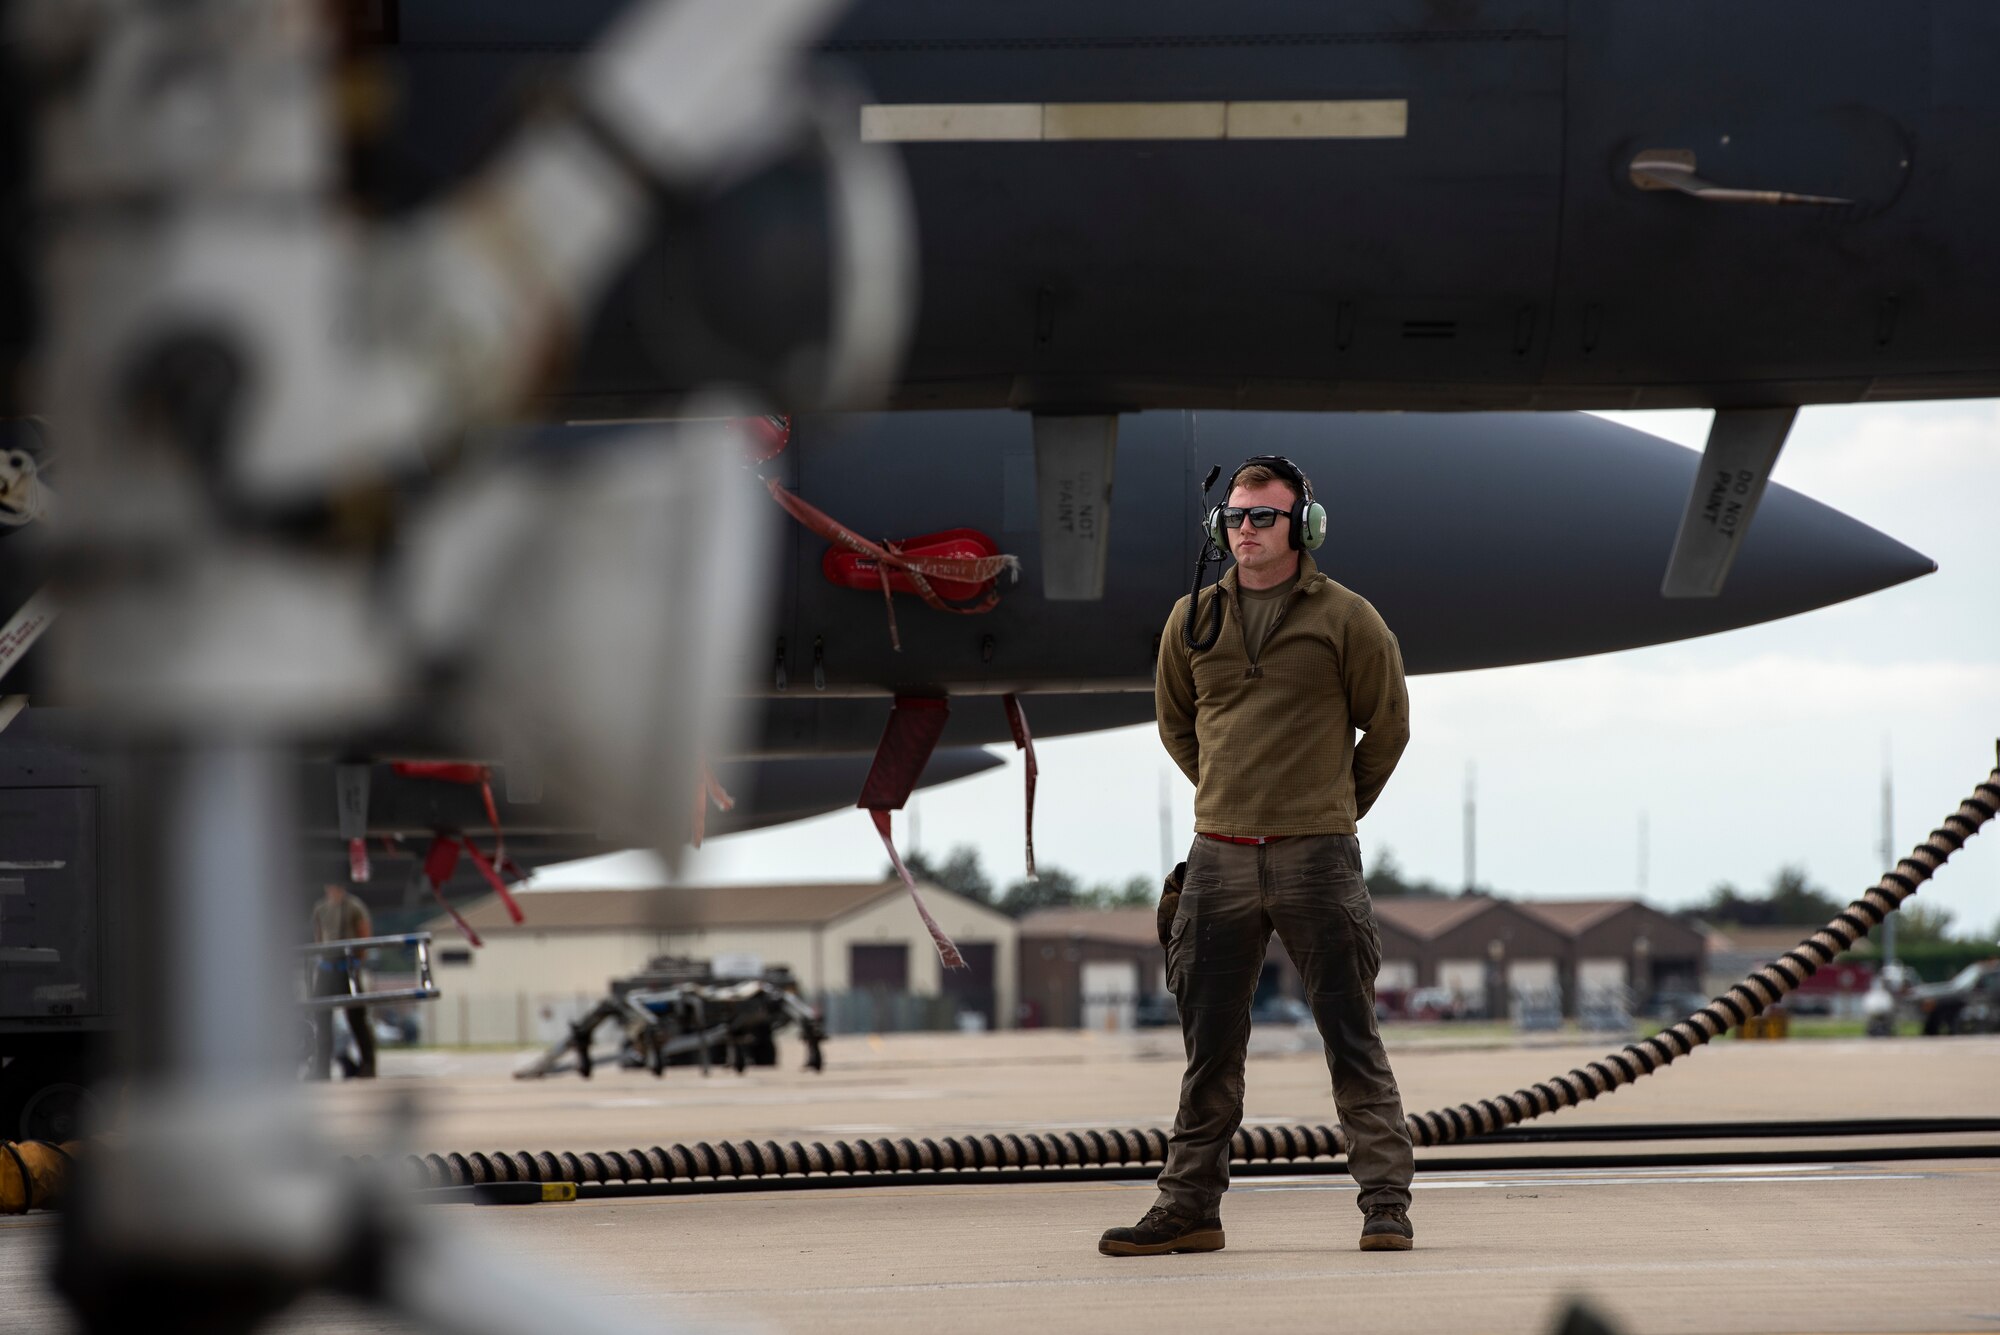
[893,843,996,905]
[1893,902,1957,946]
[1700,883,1756,924]
[1079,874,1156,909]
[1366,847,1448,898]
[901,853,1163,916]
[1767,865,1846,923]
[1703,865,1847,927]
[997,865,1083,917]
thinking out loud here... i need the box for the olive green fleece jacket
[1156,553,1410,836]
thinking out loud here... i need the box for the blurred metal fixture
[17,0,909,1329]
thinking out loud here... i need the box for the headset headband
[1226,454,1313,505]
[1209,453,1324,553]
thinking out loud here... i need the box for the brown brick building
[1519,899,1707,1011]
[1016,907,1164,1030]
[1021,895,1707,1028]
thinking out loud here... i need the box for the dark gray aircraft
[3,2,1979,596]
[3,0,1952,900]
[278,404,1924,894]
[311,0,1995,598]
[2,406,1929,893]
[290,748,1006,895]
[742,408,1927,698]
[0,1,1949,890]
[361,0,1999,416]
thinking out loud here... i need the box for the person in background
[308,882,376,1079]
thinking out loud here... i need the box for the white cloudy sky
[541,401,2000,939]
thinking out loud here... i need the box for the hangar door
[1377,960,1418,992]
[1578,957,1630,1004]
[942,942,997,1029]
[1082,960,1139,1033]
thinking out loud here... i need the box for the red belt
[1200,832,1292,845]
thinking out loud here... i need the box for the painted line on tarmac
[1242,1172,1928,1193]
[804,1119,1175,1136]
[1239,1164,1929,1191]
[560,1161,1961,1206]
[627,1253,2000,1302]
[570,1088,950,1112]
[1253,1162,1864,1183]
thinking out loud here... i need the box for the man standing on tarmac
[308,882,377,1080]
[1100,456,1415,1257]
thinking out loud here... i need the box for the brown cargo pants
[1155,833,1413,1218]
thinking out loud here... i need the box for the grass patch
[399,1042,538,1052]
[1716,1016,1872,1041]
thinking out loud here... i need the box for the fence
[818,990,961,1035]
[415,992,600,1047]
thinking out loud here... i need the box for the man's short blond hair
[1231,462,1305,506]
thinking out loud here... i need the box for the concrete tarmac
[4,1032,1997,1333]
[307,1028,2000,1152]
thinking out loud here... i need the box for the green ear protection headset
[1205,454,1327,552]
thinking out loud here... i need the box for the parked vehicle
[1134,994,1179,1029]
[1643,990,1713,1024]
[372,1010,422,1046]
[1862,980,1897,1037]
[1912,961,2000,1035]
[1878,960,1922,994]
[1404,987,1465,1022]
[1373,987,1409,1024]
[1250,996,1312,1027]
[1516,991,1565,1032]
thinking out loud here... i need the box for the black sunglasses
[1220,506,1288,530]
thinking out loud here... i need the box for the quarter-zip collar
[1223,554,1322,678]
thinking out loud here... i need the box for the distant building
[1382,898,1572,1017]
[1017,907,1164,1030]
[420,880,1017,1043]
[1022,894,1709,1028]
[1520,899,1707,1011]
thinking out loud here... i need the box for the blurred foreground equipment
[16,0,910,1329]
[517,957,827,1081]
[299,934,443,1013]
[0,1138,76,1214]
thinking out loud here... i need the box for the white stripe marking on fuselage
[860,99,1408,143]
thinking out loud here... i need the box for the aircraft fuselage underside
[377,0,2000,417]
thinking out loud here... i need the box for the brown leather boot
[1099,1204,1225,1257]
[1360,1203,1414,1251]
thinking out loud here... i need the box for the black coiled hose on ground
[1404,753,2000,1147]
[384,753,2000,1193]
[401,1127,1199,1191]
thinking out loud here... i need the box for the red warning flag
[1003,694,1038,882]
[858,697,965,969]
[872,809,966,972]
[765,478,1018,651]
[691,761,736,849]
[420,835,482,948]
